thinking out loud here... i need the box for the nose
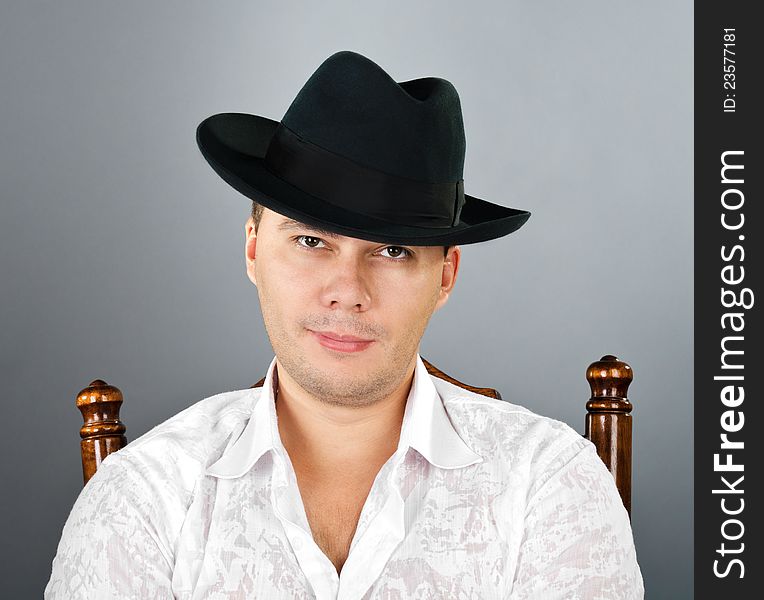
[319,255,372,312]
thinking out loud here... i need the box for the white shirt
[45,353,644,599]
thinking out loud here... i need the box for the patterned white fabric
[45,353,644,599]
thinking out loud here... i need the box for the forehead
[275,216,345,240]
[273,215,406,248]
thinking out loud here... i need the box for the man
[45,50,643,598]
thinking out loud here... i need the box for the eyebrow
[277,218,341,239]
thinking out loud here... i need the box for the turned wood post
[585,355,633,516]
[76,379,127,485]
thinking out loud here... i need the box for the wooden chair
[75,354,634,515]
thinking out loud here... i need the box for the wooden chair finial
[586,355,633,403]
[76,379,127,485]
[585,355,633,515]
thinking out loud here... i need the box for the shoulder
[430,374,594,490]
[94,386,261,501]
[52,387,261,582]
[47,391,260,597]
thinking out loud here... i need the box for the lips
[309,329,375,353]
[315,331,372,342]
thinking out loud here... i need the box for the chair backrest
[76,354,633,515]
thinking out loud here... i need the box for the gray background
[1,1,692,597]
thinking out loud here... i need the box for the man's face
[245,207,460,408]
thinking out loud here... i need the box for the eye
[379,246,411,261]
[294,235,326,249]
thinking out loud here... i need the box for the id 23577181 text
[723,28,736,113]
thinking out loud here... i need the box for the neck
[274,359,415,477]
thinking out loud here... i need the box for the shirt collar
[398,353,483,469]
[205,353,482,479]
[205,354,282,479]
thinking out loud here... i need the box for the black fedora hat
[196,50,530,245]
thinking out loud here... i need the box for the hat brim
[196,112,531,245]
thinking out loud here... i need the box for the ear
[245,216,258,287]
[434,246,460,311]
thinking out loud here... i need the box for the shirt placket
[270,445,409,600]
[270,450,340,600]
[336,477,405,600]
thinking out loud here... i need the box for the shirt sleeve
[509,440,645,600]
[44,452,175,600]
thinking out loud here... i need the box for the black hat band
[264,124,465,228]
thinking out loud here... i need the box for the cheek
[256,254,306,304]
[377,270,441,323]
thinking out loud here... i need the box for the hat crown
[280,51,466,184]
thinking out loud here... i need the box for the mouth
[308,329,375,353]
